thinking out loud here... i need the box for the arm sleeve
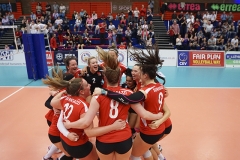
[57,111,70,137]
[105,89,145,104]
[45,96,54,109]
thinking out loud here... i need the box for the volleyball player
[42,68,76,160]
[63,47,164,160]
[81,56,104,94]
[93,46,171,160]
[63,56,82,78]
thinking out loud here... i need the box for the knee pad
[130,155,141,160]
[143,150,152,158]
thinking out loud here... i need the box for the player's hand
[74,69,81,77]
[63,119,71,129]
[67,132,79,141]
[92,87,102,96]
[112,119,126,130]
[148,119,163,129]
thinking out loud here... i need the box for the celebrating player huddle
[42,44,172,160]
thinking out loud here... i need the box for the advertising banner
[0,3,17,12]
[78,49,127,67]
[54,51,78,66]
[112,2,132,13]
[46,51,54,66]
[166,3,205,11]
[177,51,225,67]
[128,49,177,67]
[0,50,26,66]
[207,3,240,12]
[226,52,240,68]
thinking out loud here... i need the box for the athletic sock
[158,152,166,160]
[44,144,58,159]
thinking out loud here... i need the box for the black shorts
[48,134,61,144]
[128,107,136,114]
[96,137,132,155]
[165,125,172,134]
[61,140,93,158]
[140,132,165,145]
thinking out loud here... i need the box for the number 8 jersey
[95,86,132,143]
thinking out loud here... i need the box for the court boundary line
[0,87,24,103]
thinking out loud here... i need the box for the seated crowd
[167,10,240,51]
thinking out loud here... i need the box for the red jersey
[48,113,60,136]
[140,83,165,135]
[95,86,132,143]
[45,109,54,122]
[60,96,89,146]
[100,62,127,88]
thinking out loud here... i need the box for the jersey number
[109,100,119,118]
[63,103,73,120]
[158,92,163,111]
[92,78,96,83]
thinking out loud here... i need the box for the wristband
[101,89,107,95]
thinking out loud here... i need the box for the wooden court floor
[0,87,240,160]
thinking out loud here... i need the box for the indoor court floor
[0,66,240,160]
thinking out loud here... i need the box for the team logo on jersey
[118,52,124,62]
[80,51,91,63]
[56,53,63,61]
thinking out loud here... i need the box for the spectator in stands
[172,20,180,45]
[197,30,204,44]
[119,42,126,49]
[184,12,190,20]
[141,28,148,41]
[176,34,183,50]
[128,42,134,49]
[193,18,200,34]
[148,0,154,13]
[228,22,236,38]
[220,12,228,23]
[76,35,84,49]
[95,24,100,36]
[8,12,15,25]
[216,35,224,50]
[128,8,133,23]
[57,25,64,46]
[120,17,126,28]
[59,4,66,19]
[54,17,63,28]
[100,12,106,21]
[200,37,207,50]
[83,29,89,38]
[141,21,148,30]
[177,11,184,24]
[225,41,233,51]
[36,2,42,15]
[195,11,202,23]
[108,22,115,31]
[146,35,152,47]
[140,5,146,19]
[231,35,239,51]
[146,8,153,24]
[221,21,229,39]
[116,24,123,44]
[62,16,70,31]
[50,34,57,51]
[30,12,36,22]
[29,20,37,32]
[189,36,199,50]
[45,2,51,16]
[52,2,59,13]
[148,21,154,31]
[182,34,189,50]
[228,12,234,24]
[210,11,217,26]
[160,2,167,21]
[47,23,54,37]
[20,20,27,29]
[74,16,82,31]
[99,21,106,44]
[92,11,98,25]
[120,12,126,20]
[52,10,59,20]
[180,17,187,37]
[72,11,77,20]
[125,26,132,45]
[5,45,10,50]
[133,7,140,23]
[85,37,92,46]
[107,13,113,22]
[2,15,9,25]
[65,36,73,49]
[167,26,174,45]
[211,28,218,39]
[15,28,22,42]
[86,15,93,31]
[107,30,113,47]
[204,21,213,39]
[237,22,240,37]
[208,35,217,50]
[64,29,72,38]
[172,11,177,22]
[112,28,117,47]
